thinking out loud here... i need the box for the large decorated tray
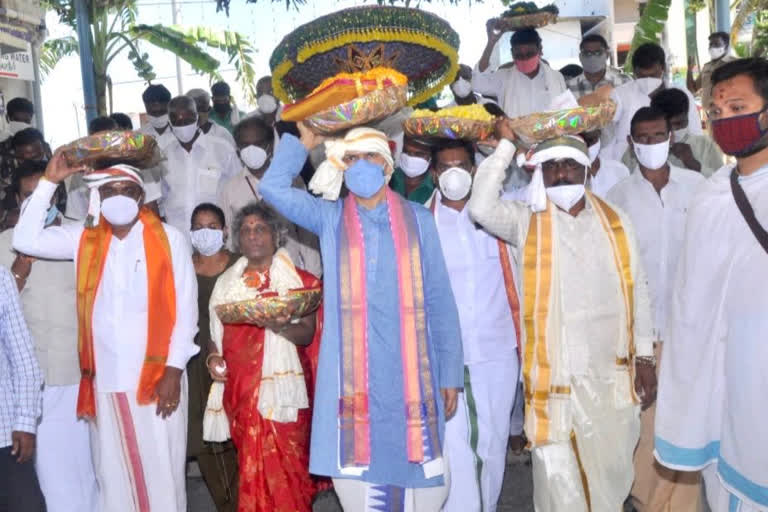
[491,2,559,32]
[404,104,497,141]
[215,286,322,325]
[61,130,161,169]
[508,100,617,146]
[281,68,408,134]
[269,6,459,107]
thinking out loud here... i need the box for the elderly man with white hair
[13,153,199,512]
[259,124,463,511]
[185,88,236,148]
[468,121,656,512]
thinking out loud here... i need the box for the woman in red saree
[204,201,321,512]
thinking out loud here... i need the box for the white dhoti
[91,380,188,512]
[702,465,766,512]
[333,468,450,512]
[443,359,519,512]
[35,384,98,512]
[531,378,640,512]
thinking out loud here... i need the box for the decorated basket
[281,68,409,134]
[492,2,559,32]
[404,104,497,141]
[215,286,322,325]
[61,130,162,169]
[269,6,459,107]
[508,100,617,146]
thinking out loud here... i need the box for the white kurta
[589,158,630,198]
[468,139,654,512]
[471,62,567,118]
[217,167,323,277]
[607,166,705,340]
[162,133,241,236]
[204,122,236,148]
[13,179,200,512]
[654,164,768,512]
[604,82,703,162]
[431,194,519,512]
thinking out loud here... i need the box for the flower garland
[270,6,459,108]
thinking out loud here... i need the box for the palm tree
[42,0,258,115]
[623,0,673,72]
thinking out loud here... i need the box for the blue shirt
[260,134,463,488]
[0,266,43,448]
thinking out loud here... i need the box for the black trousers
[0,446,46,512]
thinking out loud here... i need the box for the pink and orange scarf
[338,188,440,470]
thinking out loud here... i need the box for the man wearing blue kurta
[260,123,463,511]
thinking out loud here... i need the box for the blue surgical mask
[344,159,386,199]
[45,205,59,226]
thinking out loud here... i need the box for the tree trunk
[94,72,108,116]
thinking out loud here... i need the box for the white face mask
[635,77,663,96]
[545,170,586,212]
[673,127,688,143]
[257,94,278,114]
[709,46,726,60]
[438,167,473,201]
[147,114,169,129]
[633,137,670,170]
[398,152,430,178]
[240,145,269,170]
[588,139,601,164]
[171,121,199,143]
[451,78,473,99]
[190,228,224,256]
[8,120,31,134]
[101,195,139,226]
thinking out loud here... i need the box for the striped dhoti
[90,379,188,511]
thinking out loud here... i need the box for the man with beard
[655,57,768,512]
[468,122,656,512]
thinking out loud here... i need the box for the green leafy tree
[42,0,258,115]
[624,0,673,73]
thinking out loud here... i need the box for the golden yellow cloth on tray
[281,67,407,122]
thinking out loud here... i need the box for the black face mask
[213,102,230,115]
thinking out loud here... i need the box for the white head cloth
[308,127,395,201]
[521,135,591,213]
[82,164,144,226]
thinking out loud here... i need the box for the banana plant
[624,0,673,73]
[731,0,767,48]
[42,0,258,115]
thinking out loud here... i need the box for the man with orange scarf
[12,151,199,512]
[260,124,463,511]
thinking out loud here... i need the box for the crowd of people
[0,20,765,512]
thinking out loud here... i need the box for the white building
[0,0,45,131]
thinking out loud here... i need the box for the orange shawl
[75,208,176,418]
